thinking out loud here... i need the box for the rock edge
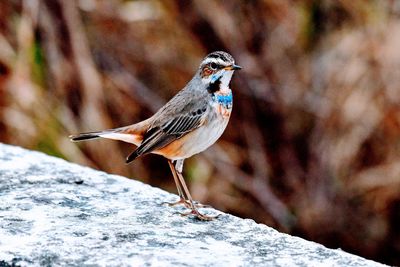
[0,143,386,267]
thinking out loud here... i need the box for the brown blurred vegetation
[1,0,400,265]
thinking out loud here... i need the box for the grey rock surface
[0,143,386,267]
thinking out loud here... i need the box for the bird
[70,51,241,220]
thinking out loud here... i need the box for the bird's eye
[210,62,218,70]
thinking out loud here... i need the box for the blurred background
[1,0,400,265]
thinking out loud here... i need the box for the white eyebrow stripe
[202,58,228,66]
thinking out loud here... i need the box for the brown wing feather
[126,108,207,163]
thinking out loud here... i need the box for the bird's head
[198,51,241,92]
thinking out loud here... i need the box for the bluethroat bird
[70,51,241,220]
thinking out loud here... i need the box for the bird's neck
[207,77,232,95]
[207,78,221,94]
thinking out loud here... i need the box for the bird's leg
[163,159,189,207]
[164,160,211,209]
[173,160,219,221]
[164,159,212,210]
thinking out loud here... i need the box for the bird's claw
[179,209,220,221]
[162,199,211,209]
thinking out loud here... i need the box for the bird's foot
[179,208,220,221]
[162,198,190,208]
[162,198,211,209]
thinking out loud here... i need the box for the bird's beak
[224,64,242,71]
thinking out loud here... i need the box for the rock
[0,143,386,266]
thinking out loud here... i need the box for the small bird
[70,51,241,220]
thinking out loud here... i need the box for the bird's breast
[154,100,232,160]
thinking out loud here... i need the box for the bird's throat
[209,78,233,109]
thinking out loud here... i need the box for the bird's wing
[126,98,209,163]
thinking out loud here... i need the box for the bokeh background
[1,0,400,265]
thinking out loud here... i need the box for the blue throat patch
[212,92,233,109]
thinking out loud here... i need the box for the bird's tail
[69,131,103,141]
[69,118,152,146]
